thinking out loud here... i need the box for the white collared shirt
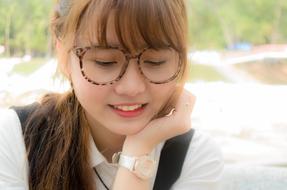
[0,108,224,190]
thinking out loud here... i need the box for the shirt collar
[89,134,107,167]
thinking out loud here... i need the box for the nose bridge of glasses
[121,52,142,76]
[119,51,145,82]
[125,51,141,63]
[122,53,141,76]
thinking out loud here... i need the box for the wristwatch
[112,152,156,180]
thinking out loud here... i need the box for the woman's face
[68,15,178,136]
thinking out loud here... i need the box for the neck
[85,113,125,162]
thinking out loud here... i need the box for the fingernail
[165,108,176,117]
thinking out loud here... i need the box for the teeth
[113,104,143,111]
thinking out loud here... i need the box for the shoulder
[173,130,224,189]
[0,108,22,142]
[0,108,28,188]
[187,130,223,163]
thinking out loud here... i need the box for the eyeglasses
[72,45,182,85]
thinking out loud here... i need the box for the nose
[114,59,146,97]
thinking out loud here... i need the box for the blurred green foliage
[0,0,52,57]
[0,0,287,56]
[187,0,287,49]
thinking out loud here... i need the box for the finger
[165,108,176,117]
[175,89,196,115]
[143,90,196,145]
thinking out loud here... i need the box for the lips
[108,103,148,118]
[111,104,145,111]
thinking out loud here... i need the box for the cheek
[69,57,110,111]
[151,82,177,109]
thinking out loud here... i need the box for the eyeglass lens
[80,47,180,84]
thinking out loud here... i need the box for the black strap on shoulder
[10,102,39,132]
[153,129,195,190]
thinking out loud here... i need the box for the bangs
[77,0,186,52]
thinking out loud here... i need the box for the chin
[108,120,149,136]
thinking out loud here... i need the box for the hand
[122,89,196,155]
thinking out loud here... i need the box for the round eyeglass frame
[72,45,182,86]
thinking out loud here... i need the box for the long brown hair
[25,0,189,189]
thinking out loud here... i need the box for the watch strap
[112,152,156,179]
[118,154,137,171]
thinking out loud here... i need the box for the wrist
[122,136,154,156]
[112,152,156,180]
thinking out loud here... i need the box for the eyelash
[144,60,166,65]
[94,61,118,66]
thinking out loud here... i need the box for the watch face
[134,156,156,179]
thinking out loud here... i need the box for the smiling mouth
[109,104,148,111]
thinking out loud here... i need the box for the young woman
[0,0,224,189]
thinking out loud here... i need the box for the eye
[94,61,118,66]
[144,60,166,66]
